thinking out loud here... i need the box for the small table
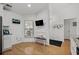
[34,37,46,46]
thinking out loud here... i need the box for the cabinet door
[3,36,12,50]
[11,35,23,45]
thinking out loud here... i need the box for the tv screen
[35,20,44,26]
[12,19,20,24]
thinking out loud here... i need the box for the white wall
[1,3,79,47]
[0,4,24,50]
[23,4,66,44]
[34,9,50,45]
[49,4,64,42]
[49,4,79,19]
[2,10,24,45]
[48,3,79,42]
[23,8,50,45]
[77,19,79,37]
[0,4,3,16]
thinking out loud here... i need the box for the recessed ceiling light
[27,4,31,7]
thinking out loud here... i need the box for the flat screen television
[35,20,44,26]
[12,18,20,24]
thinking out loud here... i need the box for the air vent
[3,4,12,11]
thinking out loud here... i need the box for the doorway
[64,18,77,40]
[64,19,70,40]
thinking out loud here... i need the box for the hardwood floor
[2,39,71,55]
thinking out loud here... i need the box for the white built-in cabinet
[3,35,23,51]
[11,35,23,45]
[3,35,12,50]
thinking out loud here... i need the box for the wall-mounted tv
[12,18,20,24]
[35,20,44,26]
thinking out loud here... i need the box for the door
[64,20,70,39]
[0,16,2,54]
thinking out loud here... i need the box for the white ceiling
[9,3,48,15]
[49,3,79,18]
